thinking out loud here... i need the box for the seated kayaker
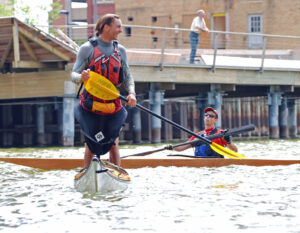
[166,107,238,158]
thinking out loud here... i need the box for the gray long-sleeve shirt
[70,37,135,95]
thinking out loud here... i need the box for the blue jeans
[189,31,199,63]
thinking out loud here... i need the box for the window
[249,15,262,33]
[152,37,158,42]
[152,17,157,23]
[128,17,133,22]
[125,27,131,37]
[248,14,263,49]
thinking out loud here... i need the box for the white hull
[74,157,130,193]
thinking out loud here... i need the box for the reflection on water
[0,140,300,232]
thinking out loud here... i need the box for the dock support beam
[149,83,164,143]
[36,104,45,146]
[268,91,281,139]
[287,98,297,138]
[279,96,288,138]
[63,81,76,146]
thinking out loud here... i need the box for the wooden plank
[0,71,72,99]
[19,34,38,61]
[18,27,70,61]
[0,158,84,170]
[0,36,13,68]
[12,22,20,65]
[12,60,47,68]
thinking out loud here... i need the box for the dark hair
[95,14,120,36]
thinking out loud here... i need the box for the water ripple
[0,141,300,232]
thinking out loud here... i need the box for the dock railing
[43,23,300,72]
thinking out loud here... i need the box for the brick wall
[114,0,300,50]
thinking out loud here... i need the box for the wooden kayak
[74,157,130,193]
[1,157,300,170]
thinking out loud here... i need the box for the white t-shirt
[190,16,207,34]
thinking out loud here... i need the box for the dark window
[152,16,157,23]
[152,37,158,42]
[125,27,131,37]
[128,17,133,22]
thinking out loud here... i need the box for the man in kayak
[166,107,238,157]
[71,14,136,168]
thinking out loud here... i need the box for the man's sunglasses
[204,113,217,118]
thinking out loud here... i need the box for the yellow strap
[92,101,116,114]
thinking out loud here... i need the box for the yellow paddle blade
[83,71,119,100]
[210,142,246,159]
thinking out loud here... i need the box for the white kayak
[74,157,130,193]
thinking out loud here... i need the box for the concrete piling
[279,97,288,138]
[268,92,281,139]
[149,83,163,143]
[287,98,297,138]
[62,81,76,146]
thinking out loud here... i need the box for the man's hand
[223,135,232,144]
[192,140,204,147]
[81,69,90,82]
[165,144,173,150]
[126,93,137,107]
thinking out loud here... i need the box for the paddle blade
[210,142,246,159]
[84,71,119,100]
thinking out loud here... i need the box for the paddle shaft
[120,95,212,144]
[120,147,166,159]
[120,124,255,158]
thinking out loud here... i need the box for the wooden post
[287,98,297,138]
[162,100,173,141]
[22,105,33,146]
[1,105,14,146]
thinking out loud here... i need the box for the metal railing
[40,23,300,72]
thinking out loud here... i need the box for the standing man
[167,107,238,157]
[189,9,209,64]
[71,14,136,169]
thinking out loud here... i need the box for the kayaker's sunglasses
[204,113,217,118]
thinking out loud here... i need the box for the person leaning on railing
[166,107,238,158]
[189,9,209,64]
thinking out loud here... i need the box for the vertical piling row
[1,95,299,146]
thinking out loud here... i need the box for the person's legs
[189,32,199,63]
[84,142,94,167]
[109,137,120,166]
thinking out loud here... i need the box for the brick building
[52,0,300,50]
[115,0,300,49]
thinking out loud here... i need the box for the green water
[0,139,300,232]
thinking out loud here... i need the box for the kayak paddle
[84,71,246,159]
